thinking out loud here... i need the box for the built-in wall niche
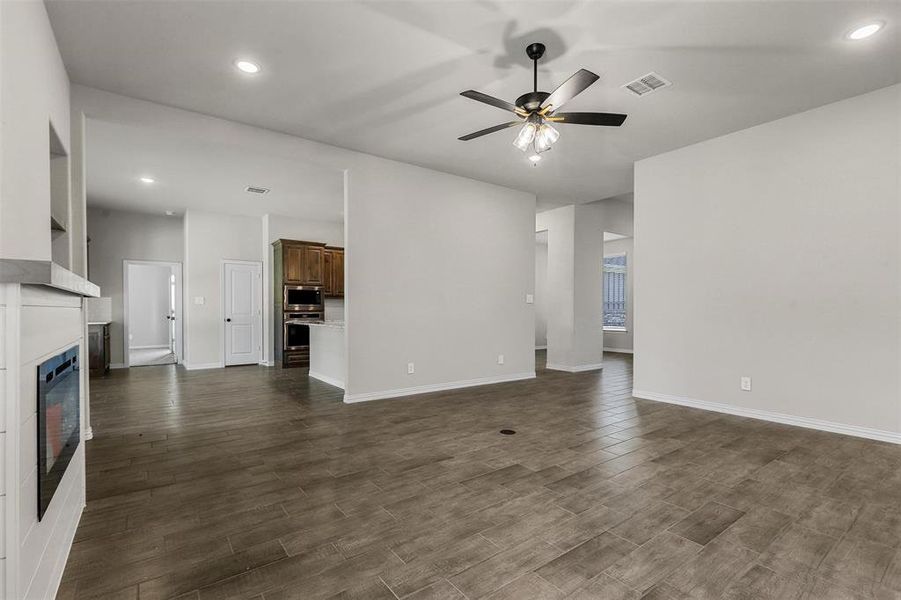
[50,122,71,268]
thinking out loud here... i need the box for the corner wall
[633,84,901,442]
[344,158,536,401]
[535,204,605,372]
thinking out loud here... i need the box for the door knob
[225,318,232,322]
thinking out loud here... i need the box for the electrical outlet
[497,354,505,365]
[407,362,415,375]
[525,294,534,304]
[741,376,752,391]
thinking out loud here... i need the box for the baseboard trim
[129,344,170,350]
[309,371,345,390]
[344,371,535,404]
[546,362,604,373]
[84,427,93,441]
[109,363,126,370]
[535,345,547,350]
[632,389,901,445]
[184,362,222,371]
[603,348,634,354]
[259,360,275,367]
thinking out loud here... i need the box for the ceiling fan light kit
[459,42,627,165]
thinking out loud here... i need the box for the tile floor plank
[58,352,901,599]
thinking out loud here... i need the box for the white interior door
[223,261,262,366]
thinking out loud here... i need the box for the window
[603,254,627,330]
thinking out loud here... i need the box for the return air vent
[622,72,672,97]
[245,186,270,195]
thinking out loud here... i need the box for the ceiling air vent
[245,186,270,195]
[622,72,672,97]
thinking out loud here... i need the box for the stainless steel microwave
[284,285,323,311]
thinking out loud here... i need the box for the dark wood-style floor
[59,352,901,600]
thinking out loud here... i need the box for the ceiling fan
[458,43,626,162]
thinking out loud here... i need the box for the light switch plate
[525,294,534,304]
[497,354,504,365]
[407,362,415,374]
[741,376,752,391]
[194,296,205,305]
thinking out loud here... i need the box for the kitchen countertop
[307,320,345,329]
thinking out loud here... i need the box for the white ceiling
[47,1,900,207]
[85,118,345,219]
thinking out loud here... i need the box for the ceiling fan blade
[458,121,522,141]
[460,90,525,115]
[548,112,627,126]
[539,69,600,114]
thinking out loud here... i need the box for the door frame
[122,259,184,368]
[220,259,263,367]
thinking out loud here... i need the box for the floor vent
[622,72,672,97]
[245,186,270,194]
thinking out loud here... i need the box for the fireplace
[37,346,80,520]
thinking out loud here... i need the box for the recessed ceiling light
[235,59,261,74]
[139,176,155,184]
[847,22,883,40]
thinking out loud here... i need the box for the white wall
[536,204,605,372]
[603,237,634,353]
[345,158,536,401]
[0,0,70,262]
[184,210,262,369]
[634,84,901,441]
[534,236,548,348]
[597,198,633,237]
[87,208,184,365]
[126,263,171,348]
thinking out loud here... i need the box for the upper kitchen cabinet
[324,246,344,298]
[276,240,326,285]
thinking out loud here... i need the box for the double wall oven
[282,285,323,362]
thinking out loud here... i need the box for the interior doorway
[603,231,633,354]
[222,261,263,366]
[535,230,549,352]
[123,260,183,367]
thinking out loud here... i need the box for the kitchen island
[307,321,345,390]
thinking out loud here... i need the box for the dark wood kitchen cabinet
[276,240,325,285]
[88,322,110,376]
[323,246,344,298]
